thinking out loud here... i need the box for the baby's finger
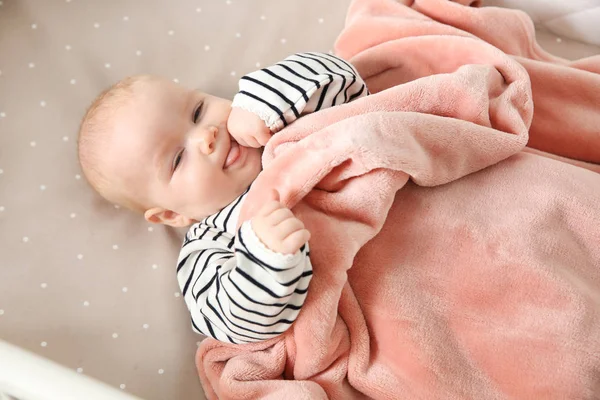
[256,131,272,147]
[245,135,261,148]
[257,200,283,217]
[234,137,248,148]
[274,217,305,239]
[280,229,311,255]
[266,207,295,226]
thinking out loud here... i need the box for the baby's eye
[192,102,203,124]
[173,149,184,171]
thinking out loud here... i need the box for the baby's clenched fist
[227,107,272,148]
[251,199,310,255]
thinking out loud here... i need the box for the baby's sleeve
[177,222,312,344]
[231,52,368,133]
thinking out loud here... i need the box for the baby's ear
[144,207,195,228]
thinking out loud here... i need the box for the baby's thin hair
[77,75,151,212]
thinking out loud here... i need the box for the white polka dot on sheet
[104,63,111,68]
[123,16,129,21]
[255,62,261,68]
[196,341,201,346]
[31,23,37,29]
[168,30,175,36]
[0,169,3,174]
[41,342,47,347]
[196,7,202,13]
[112,333,119,339]
[318,18,324,23]
[40,101,46,107]
[83,301,89,306]
[173,78,179,83]
[136,50,142,56]
[143,324,149,329]
[235,32,241,38]
[0,310,4,316]
[70,79,76,85]
[70,213,76,218]
[22,237,29,243]
[556,37,562,43]
[152,264,158,269]
[63,136,69,141]
[28,62,35,68]
[204,45,210,51]
[40,283,47,289]
[40,184,46,191]
[93,22,100,28]
[174,292,180,298]
[148,226,154,232]
[260,15,266,20]
[30,141,36,147]
[0,2,3,6]
[280,38,287,44]
[158,369,164,375]
[65,0,71,3]
[112,244,119,250]
[120,384,126,390]
[226,0,232,4]
[65,45,72,50]
[114,204,120,209]
[0,206,5,212]
[75,174,81,180]
[122,287,128,293]
[0,112,5,118]
[230,71,236,76]
[76,368,83,373]
[77,254,83,260]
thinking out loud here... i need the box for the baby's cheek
[173,171,203,203]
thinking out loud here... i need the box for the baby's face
[104,77,262,225]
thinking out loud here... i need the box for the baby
[78,52,368,344]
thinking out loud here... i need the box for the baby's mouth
[224,139,241,169]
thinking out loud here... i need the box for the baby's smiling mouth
[223,139,241,169]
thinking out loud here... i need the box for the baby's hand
[251,192,310,255]
[227,107,272,148]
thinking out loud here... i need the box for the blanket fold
[336,0,600,164]
[196,1,600,399]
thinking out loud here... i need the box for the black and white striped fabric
[177,188,313,344]
[231,51,368,132]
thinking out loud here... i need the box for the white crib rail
[0,339,144,400]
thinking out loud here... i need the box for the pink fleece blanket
[196,1,600,398]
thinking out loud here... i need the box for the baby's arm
[228,52,368,147]
[177,203,312,344]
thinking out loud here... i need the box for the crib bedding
[0,1,598,399]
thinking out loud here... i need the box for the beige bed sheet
[0,1,598,399]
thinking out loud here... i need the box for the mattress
[0,1,598,399]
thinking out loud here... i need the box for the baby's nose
[195,126,217,155]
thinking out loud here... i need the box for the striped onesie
[177,52,368,344]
